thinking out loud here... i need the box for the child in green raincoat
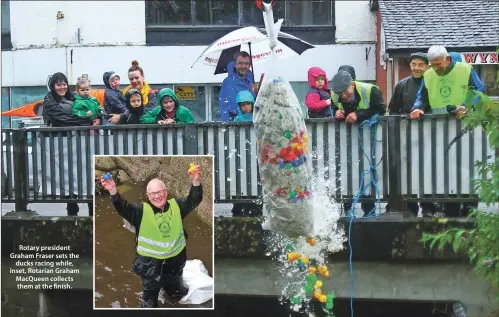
[72,77,102,124]
[140,88,195,125]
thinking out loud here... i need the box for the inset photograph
[93,155,214,309]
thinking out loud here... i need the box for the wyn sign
[460,52,498,64]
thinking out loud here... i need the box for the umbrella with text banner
[191,19,315,78]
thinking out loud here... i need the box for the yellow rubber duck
[314,290,322,300]
[188,163,198,175]
[306,237,316,246]
[301,256,309,265]
[319,294,327,303]
[287,252,300,262]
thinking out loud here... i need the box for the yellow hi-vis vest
[424,61,472,112]
[136,199,186,260]
[332,81,377,110]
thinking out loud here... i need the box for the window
[1,88,10,128]
[211,86,222,121]
[146,0,332,27]
[481,65,499,97]
[1,0,12,50]
[10,87,49,128]
[172,85,207,122]
[1,0,10,34]
[146,1,335,45]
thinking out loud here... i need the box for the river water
[94,184,213,308]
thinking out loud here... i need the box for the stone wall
[94,156,213,225]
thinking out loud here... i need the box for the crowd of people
[41,45,483,218]
[300,45,483,218]
[41,60,196,128]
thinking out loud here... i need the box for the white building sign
[461,52,498,64]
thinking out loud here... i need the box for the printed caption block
[9,245,80,290]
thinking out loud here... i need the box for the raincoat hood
[157,88,179,107]
[449,52,463,62]
[234,90,254,122]
[307,67,329,89]
[338,65,356,81]
[103,71,116,89]
[227,61,254,81]
[125,88,144,112]
[236,90,255,105]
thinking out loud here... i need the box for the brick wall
[398,57,412,81]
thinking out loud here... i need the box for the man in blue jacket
[219,51,256,121]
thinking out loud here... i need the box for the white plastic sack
[179,259,214,305]
[253,53,314,238]
[123,219,136,233]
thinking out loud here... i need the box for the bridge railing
[2,115,495,212]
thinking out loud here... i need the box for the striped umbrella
[191,20,315,75]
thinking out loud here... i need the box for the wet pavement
[93,185,213,308]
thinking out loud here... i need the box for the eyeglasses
[146,189,166,198]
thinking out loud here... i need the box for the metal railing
[2,115,495,212]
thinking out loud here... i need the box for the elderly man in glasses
[100,165,202,308]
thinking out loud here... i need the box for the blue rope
[346,114,382,317]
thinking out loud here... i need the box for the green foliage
[420,88,499,306]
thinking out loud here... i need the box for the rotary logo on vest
[155,212,172,239]
[440,86,452,98]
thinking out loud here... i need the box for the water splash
[264,149,346,315]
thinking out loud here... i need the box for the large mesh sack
[253,71,314,238]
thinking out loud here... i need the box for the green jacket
[140,88,195,124]
[72,95,102,120]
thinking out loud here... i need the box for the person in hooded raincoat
[102,71,127,125]
[140,88,195,125]
[305,67,332,118]
[219,51,256,121]
[233,90,254,122]
[100,166,203,308]
[118,89,147,125]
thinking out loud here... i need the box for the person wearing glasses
[219,51,257,122]
[100,165,203,308]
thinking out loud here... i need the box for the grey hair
[427,45,448,61]
[147,178,167,192]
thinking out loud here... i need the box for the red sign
[461,52,498,64]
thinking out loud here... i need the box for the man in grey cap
[331,71,386,124]
[389,52,429,115]
[386,52,435,217]
[330,70,386,216]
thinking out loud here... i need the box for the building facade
[376,0,499,104]
[1,0,378,127]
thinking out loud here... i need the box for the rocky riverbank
[94,156,213,225]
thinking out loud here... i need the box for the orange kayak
[2,89,106,117]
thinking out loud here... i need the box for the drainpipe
[387,57,394,102]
